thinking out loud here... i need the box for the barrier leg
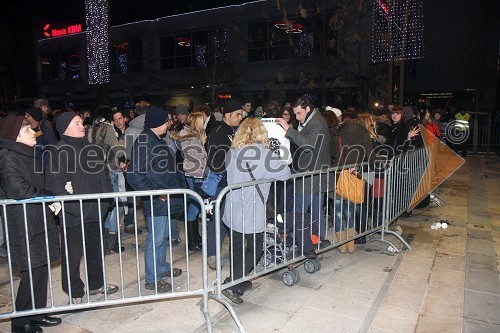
[207,293,246,333]
[430,192,449,206]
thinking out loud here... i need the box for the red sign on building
[43,23,83,38]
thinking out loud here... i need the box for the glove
[48,202,62,215]
[65,181,73,194]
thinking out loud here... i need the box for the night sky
[12,0,252,26]
[0,0,254,99]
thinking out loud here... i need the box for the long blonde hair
[358,113,378,140]
[231,118,269,149]
[170,111,207,145]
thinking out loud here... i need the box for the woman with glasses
[281,103,297,129]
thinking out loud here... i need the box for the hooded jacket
[86,121,125,171]
[124,114,146,161]
[0,138,60,270]
[222,143,291,234]
[175,126,208,179]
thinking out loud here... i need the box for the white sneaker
[70,297,83,304]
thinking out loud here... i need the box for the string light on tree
[85,0,110,84]
[372,0,425,62]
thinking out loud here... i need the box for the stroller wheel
[282,269,300,286]
[304,259,317,274]
[314,259,321,271]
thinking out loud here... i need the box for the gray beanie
[175,104,189,116]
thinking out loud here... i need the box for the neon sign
[43,23,83,38]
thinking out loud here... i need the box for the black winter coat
[44,135,112,227]
[0,139,60,271]
[127,127,183,217]
[205,121,234,174]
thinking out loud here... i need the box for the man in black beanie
[45,112,118,303]
[25,107,57,163]
[127,106,183,293]
[204,99,243,271]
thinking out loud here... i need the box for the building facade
[33,0,498,111]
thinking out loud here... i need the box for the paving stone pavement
[1,156,499,332]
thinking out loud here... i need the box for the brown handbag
[336,169,365,204]
[336,135,365,203]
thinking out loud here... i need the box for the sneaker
[145,280,172,293]
[172,238,181,246]
[69,297,83,304]
[208,256,217,270]
[161,268,182,278]
[222,288,243,304]
[89,284,119,295]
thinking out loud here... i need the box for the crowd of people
[0,96,472,330]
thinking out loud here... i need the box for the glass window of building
[248,17,336,62]
[109,40,143,74]
[41,50,80,81]
[160,28,227,70]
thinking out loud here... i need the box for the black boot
[187,221,202,251]
[107,230,125,254]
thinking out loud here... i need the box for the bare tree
[274,0,374,107]
[191,27,235,106]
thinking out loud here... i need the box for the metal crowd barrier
[0,148,433,332]
[0,188,214,332]
[370,147,430,251]
[208,148,429,329]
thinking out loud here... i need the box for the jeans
[295,193,326,239]
[207,185,228,257]
[105,170,126,233]
[145,215,175,283]
[333,199,357,232]
[185,177,203,221]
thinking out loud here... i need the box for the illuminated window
[109,40,143,74]
[160,28,227,69]
[248,17,336,62]
[41,50,80,81]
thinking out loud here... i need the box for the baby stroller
[262,212,322,286]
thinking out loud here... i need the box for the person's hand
[65,182,73,194]
[407,126,420,140]
[159,194,167,202]
[275,118,290,131]
[48,202,62,215]
[119,161,129,172]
